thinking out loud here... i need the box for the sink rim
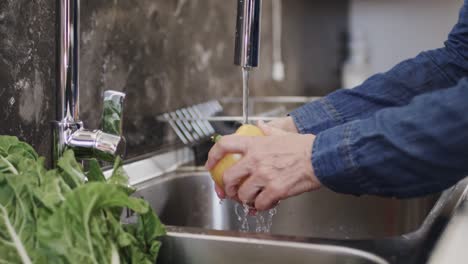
[163,225,390,264]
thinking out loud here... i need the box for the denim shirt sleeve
[313,78,468,198]
[291,0,468,135]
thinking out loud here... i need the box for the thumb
[258,120,287,136]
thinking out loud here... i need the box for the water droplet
[234,204,278,233]
[266,207,278,232]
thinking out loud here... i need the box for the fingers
[205,135,251,170]
[237,176,264,204]
[285,180,321,197]
[253,180,319,211]
[258,120,287,136]
[215,186,257,215]
[215,184,226,199]
[254,180,287,211]
[260,117,299,134]
[223,156,253,198]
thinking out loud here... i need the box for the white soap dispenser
[272,0,285,82]
[342,31,372,89]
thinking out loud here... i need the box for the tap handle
[102,90,126,136]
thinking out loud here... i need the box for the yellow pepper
[210,124,265,188]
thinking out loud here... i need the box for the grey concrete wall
[0,0,348,162]
[0,0,56,160]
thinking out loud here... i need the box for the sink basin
[120,151,468,264]
[158,227,389,264]
[133,171,438,239]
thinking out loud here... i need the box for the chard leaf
[0,204,33,264]
[0,135,166,263]
[0,173,36,264]
[0,136,38,175]
[0,155,19,175]
[137,210,165,259]
[57,150,86,188]
[103,100,123,136]
[6,140,37,161]
[0,136,20,155]
[86,159,106,182]
[108,157,129,187]
[9,142,39,161]
[122,209,165,263]
[107,157,135,199]
[33,170,71,212]
[37,182,149,264]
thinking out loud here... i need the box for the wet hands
[206,121,321,211]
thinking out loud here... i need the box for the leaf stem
[0,205,32,264]
[0,156,18,175]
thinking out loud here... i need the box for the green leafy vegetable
[108,157,132,188]
[86,159,107,182]
[0,136,165,264]
[103,99,123,136]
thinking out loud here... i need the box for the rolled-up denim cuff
[312,122,373,196]
[289,98,344,135]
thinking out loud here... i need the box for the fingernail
[248,209,257,216]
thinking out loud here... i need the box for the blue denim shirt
[290,0,468,198]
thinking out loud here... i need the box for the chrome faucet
[234,0,262,68]
[53,0,126,166]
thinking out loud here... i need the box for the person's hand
[213,118,298,201]
[266,116,299,134]
[206,121,321,211]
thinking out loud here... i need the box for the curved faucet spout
[53,89,127,166]
[67,129,126,162]
[53,0,126,166]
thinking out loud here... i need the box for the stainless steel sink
[158,227,389,264]
[134,170,439,240]
[119,149,468,264]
